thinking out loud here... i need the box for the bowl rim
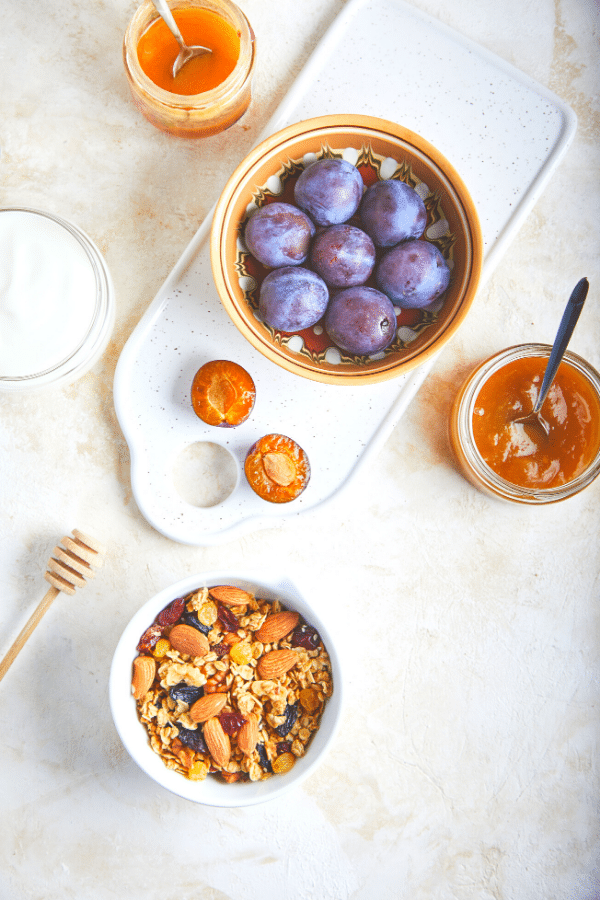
[109,570,344,807]
[210,114,484,385]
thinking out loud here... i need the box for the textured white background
[0,1,599,898]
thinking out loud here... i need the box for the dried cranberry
[137,623,163,652]
[218,711,246,735]
[256,743,273,773]
[277,740,292,754]
[177,726,207,753]
[157,595,186,627]
[169,682,204,705]
[291,624,320,650]
[275,702,298,737]
[181,612,211,635]
[217,602,239,632]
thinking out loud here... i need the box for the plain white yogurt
[0,208,114,390]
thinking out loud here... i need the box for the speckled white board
[113,0,576,546]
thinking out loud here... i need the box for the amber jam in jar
[123,0,255,137]
[450,344,600,504]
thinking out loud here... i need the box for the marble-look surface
[0,1,598,897]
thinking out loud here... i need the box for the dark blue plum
[360,179,427,247]
[294,158,363,227]
[310,224,376,288]
[244,202,315,268]
[258,266,329,332]
[325,285,397,355]
[376,239,451,308]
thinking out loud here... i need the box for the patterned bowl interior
[211,115,483,385]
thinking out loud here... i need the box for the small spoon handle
[150,0,187,50]
[533,277,589,414]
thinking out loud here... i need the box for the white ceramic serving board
[113,0,577,546]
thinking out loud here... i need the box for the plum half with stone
[376,239,450,309]
[360,179,427,248]
[258,266,329,332]
[294,158,363,227]
[309,224,376,288]
[244,202,315,268]
[245,434,310,503]
[325,285,397,356]
[191,359,256,427]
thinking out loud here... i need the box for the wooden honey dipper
[0,529,105,682]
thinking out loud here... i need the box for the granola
[132,586,333,783]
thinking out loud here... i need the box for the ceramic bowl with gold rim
[210,115,483,386]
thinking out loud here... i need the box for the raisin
[291,624,320,650]
[218,711,246,735]
[276,740,292,754]
[256,743,273,773]
[169,682,204,705]
[275,702,298,737]
[137,623,163,652]
[157,596,185,626]
[181,612,211,635]
[177,726,208,753]
[213,641,229,659]
[217,602,239,632]
[272,751,295,775]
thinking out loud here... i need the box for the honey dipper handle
[0,586,60,682]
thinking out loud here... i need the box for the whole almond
[257,648,299,680]
[209,585,253,607]
[238,714,259,756]
[131,655,155,700]
[168,623,210,658]
[203,716,231,767]
[189,692,228,723]
[256,610,300,644]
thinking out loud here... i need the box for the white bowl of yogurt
[0,207,115,392]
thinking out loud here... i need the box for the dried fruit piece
[238,714,259,756]
[299,687,321,714]
[257,648,299,680]
[256,742,273,772]
[189,692,228,723]
[153,638,170,658]
[131,655,156,700]
[137,623,163,653]
[218,711,246,734]
[229,641,253,665]
[245,434,310,503]
[275,701,299,737]
[177,726,208,753]
[191,360,256,427]
[291,624,320,650]
[216,602,240,632]
[272,751,295,775]
[255,610,300,643]
[169,682,204,706]
[181,612,211,635]
[157,595,185,626]
[203,716,231,767]
[209,585,253,607]
[168,623,210,658]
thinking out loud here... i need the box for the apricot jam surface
[137,8,240,95]
[472,355,600,489]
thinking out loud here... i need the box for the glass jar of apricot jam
[449,343,600,504]
[123,0,255,138]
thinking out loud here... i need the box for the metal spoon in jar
[512,277,589,436]
[150,0,211,78]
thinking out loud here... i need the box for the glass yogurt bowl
[449,343,600,504]
[123,0,255,138]
[0,208,115,393]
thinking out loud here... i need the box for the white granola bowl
[109,571,343,806]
